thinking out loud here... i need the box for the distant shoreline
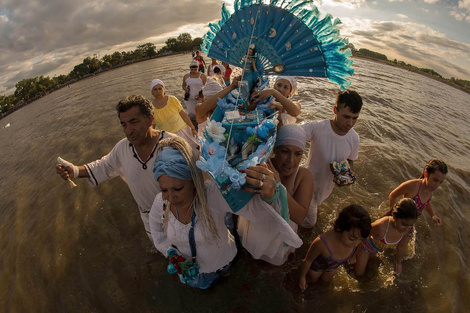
[2,52,468,121]
[0,52,190,121]
[352,56,470,95]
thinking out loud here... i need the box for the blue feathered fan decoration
[202,0,354,89]
[197,0,354,212]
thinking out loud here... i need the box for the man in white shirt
[301,89,363,228]
[55,95,175,242]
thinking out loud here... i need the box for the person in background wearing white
[182,60,207,121]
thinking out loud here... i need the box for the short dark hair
[116,95,153,118]
[334,204,372,238]
[336,89,363,113]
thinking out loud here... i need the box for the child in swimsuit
[389,159,447,230]
[299,205,371,290]
[354,198,418,277]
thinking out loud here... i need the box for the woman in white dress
[149,137,301,288]
[237,124,314,265]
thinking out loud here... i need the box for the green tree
[136,43,157,57]
[177,33,193,51]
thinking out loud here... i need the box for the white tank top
[185,73,204,100]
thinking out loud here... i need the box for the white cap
[190,60,199,67]
[275,76,298,96]
[202,79,223,97]
[150,79,164,92]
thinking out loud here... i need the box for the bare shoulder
[398,179,421,196]
[296,167,314,188]
[371,216,388,237]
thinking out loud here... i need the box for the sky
[0,0,469,95]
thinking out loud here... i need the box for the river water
[0,54,469,313]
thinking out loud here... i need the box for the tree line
[0,33,202,116]
[345,44,470,93]
[2,36,468,117]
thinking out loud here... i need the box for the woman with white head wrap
[150,78,199,150]
[195,76,242,137]
[250,76,301,128]
[149,137,302,288]
[237,124,314,266]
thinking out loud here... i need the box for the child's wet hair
[384,198,418,220]
[420,159,448,179]
[334,204,372,238]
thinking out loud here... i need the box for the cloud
[450,0,470,22]
[0,0,222,94]
[319,0,367,9]
[341,18,470,79]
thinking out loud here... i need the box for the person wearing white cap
[150,79,199,150]
[195,76,241,137]
[182,60,207,121]
[237,124,313,265]
[250,76,301,127]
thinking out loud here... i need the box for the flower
[217,97,237,112]
[196,157,229,177]
[238,156,260,170]
[167,248,178,258]
[167,263,177,274]
[224,167,246,189]
[202,141,226,159]
[206,120,226,142]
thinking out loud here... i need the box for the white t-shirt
[84,132,175,238]
[149,182,302,273]
[302,119,359,206]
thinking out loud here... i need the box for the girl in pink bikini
[389,159,447,228]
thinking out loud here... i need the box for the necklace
[130,131,163,169]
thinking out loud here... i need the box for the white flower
[206,120,226,142]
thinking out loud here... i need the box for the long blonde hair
[156,137,219,240]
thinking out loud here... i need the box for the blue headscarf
[153,148,193,181]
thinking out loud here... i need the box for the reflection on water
[0,55,469,313]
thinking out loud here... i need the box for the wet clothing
[413,183,432,216]
[84,131,175,241]
[310,235,357,272]
[237,168,301,266]
[362,217,404,254]
[407,183,433,237]
[301,120,359,228]
[150,182,301,288]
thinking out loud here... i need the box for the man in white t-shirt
[55,95,175,242]
[301,89,363,228]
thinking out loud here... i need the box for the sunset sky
[1,0,469,94]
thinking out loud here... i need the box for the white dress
[149,182,301,273]
[185,74,204,120]
[301,119,359,227]
[84,131,175,240]
[237,169,300,266]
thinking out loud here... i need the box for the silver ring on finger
[261,173,266,181]
[259,180,263,188]
[254,188,261,194]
